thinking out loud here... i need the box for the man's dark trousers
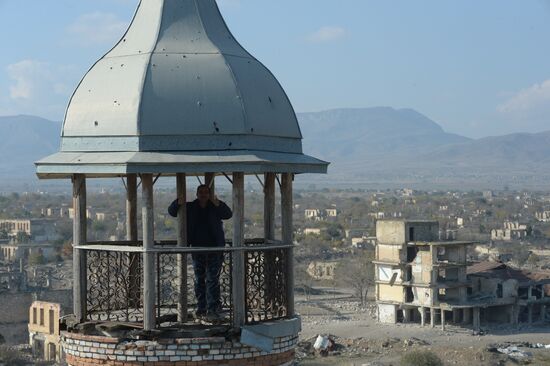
[192,252,224,313]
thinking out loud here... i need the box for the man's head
[196,184,210,207]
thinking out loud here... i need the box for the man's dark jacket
[168,199,232,247]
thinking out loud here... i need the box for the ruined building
[375,220,550,331]
[28,301,62,362]
[375,220,473,328]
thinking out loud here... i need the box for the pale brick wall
[62,332,298,366]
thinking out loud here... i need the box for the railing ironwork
[83,240,290,328]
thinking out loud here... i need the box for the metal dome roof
[36,0,328,177]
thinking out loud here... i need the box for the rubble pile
[296,334,432,361]
[487,341,550,363]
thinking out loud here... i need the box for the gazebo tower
[36,0,327,365]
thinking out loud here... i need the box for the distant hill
[299,107,470,169]
[1,110,550,189]
[298,108,550,188]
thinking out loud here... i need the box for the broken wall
[378,303,398,323]
[377,221,406,244]
[377,244,404,262]
[378,284,404,302]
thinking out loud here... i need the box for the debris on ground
[313,335,336,356]
[487,342,535,363]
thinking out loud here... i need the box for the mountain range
[1,109,549,190]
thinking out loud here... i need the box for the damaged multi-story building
[374,220,550,331]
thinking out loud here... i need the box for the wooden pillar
[281,173,294,316]
[176,173,188,322]
[440,308,446,330]
[430,308,436,328]
[126,174,138,241]
[72,174,87,322]
[232,172,245,329]
[473,307,480,331]
[205,173,216,198]
[264,173,276,241]
[420,307,426,327]
[264,173,277,309]
[126,175,140,309]
[142,174,156,330]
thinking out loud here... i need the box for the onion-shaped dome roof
[36,0,328,177]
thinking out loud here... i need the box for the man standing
[168,185,232,321]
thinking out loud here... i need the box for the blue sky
[0,0,549,138]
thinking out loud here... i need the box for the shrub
[401,350,443,366]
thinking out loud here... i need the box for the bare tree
[336,251,374,305]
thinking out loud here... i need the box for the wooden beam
[72,174,87,322]
[232,172,245,330]
[176,173,188,322]
[126,174,140,309]
[141,174,156,330]
[281,173,294,316]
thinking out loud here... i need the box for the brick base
[66,350,294,366]
[62,332,297,366]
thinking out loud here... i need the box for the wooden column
[126,175,140,309]
[264,173,276,240]
[126,174,138,241]
[72,174,87,322]
[264,173,277,311]
[281,173,294,316]
[176,173,188,322]
[205,173,216,198]
[142,174,156,330]
[232,172,245,329]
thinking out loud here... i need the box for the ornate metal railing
[245,245,289,323]
[83,240,290,328]
[87,250,143,322]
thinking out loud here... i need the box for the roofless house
[35,0,328,364]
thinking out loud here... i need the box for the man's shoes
[204,311,223,323]
[195,309,207,319]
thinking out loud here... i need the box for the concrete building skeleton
[374,220,550,331]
